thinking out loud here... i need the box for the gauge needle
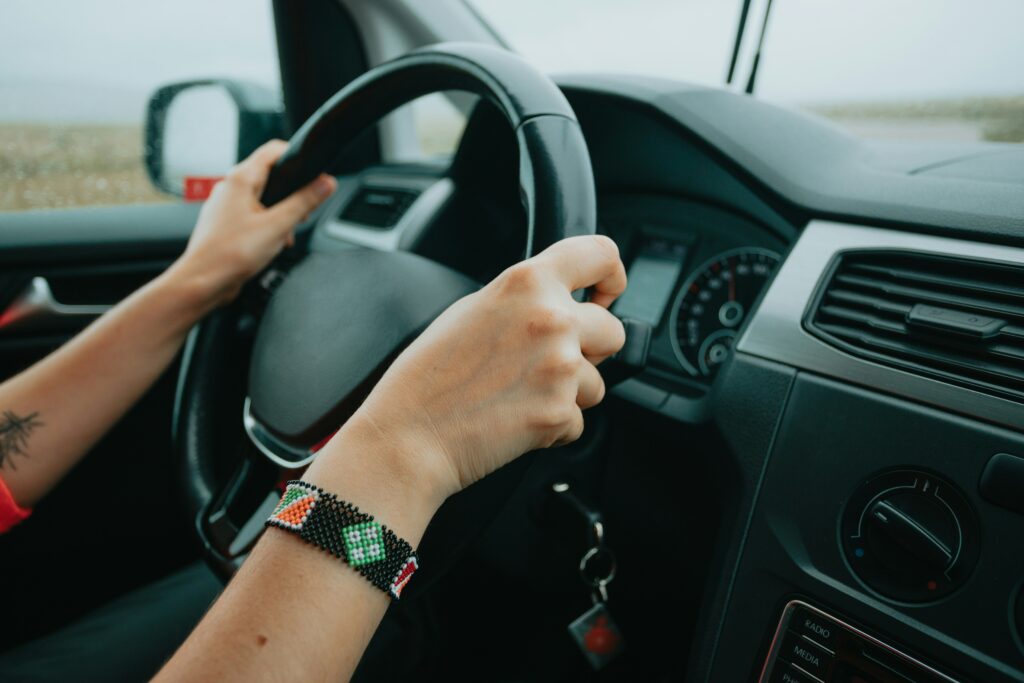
[729,260,737,301]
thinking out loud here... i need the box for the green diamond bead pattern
[342,521,386,566]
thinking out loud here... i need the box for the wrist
[161,255,237,316]
[303,414,450,546]
[133,263,221,339]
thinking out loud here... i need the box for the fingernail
[314,176,334,198]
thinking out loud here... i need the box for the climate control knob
[841,469,978,602]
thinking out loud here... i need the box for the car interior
[0,1,1022,681]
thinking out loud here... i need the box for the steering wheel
[173,43,596,596]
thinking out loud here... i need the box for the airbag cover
[248,249,478,439]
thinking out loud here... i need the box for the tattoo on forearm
[0,410,43,470]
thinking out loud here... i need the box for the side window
[383,93,472,164]
[0,1,280,213]
[409,93,471,160]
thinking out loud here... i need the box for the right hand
[343,235,627,501]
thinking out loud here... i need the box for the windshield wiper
[745,0,775,94]
[726,0,777,94]
[725,0,753,85]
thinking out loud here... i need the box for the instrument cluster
[601,194,788,398]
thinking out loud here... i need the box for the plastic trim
[323,177,454,251]
[242,397,317,469]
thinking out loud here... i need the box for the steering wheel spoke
[198,449,282,574]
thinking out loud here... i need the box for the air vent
[338,186,419,229]
[806,250,1024,402]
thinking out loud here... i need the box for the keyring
[579,545,617,588]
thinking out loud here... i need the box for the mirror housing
[144,79,284,198]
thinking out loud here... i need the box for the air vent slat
[819,309,1024,363]
[818,305,907,335]
[835,273,1024,323]
[816,323,1024,388]
[825,289,912,317]
[807,251,1024,403]
[1003,325,1024,342]
[988,344,1024,364]
[848,263,1024,303]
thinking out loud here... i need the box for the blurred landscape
[0,123,168,212]
[1,95,1021,213]
[812,95,1024,143]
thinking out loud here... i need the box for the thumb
[264,175,336,230]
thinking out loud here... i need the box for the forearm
[155,417,444,682]
[0,142,335,512]
[0,262,217,506]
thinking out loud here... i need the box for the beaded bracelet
[265,480,419,599]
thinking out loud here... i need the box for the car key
[567,514,625,670]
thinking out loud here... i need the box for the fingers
[228,139,289,194]
[264,174,337,231]
[576,360,606,410]
[553,405,586,447]
[575,302,625,364]
[228,139,336,230]
[539,235,627,308]
[555,361,601,449]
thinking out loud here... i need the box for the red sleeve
[0,475,30,533]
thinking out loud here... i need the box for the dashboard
[309,74,1024,683]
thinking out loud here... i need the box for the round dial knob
[842,470,978,602]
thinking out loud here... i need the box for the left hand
[171,139,337,307]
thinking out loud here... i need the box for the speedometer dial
[670,248,781,378]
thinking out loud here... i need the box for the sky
[0,0,280,122]
[473,0,1024,103]
[0,0,1021,123]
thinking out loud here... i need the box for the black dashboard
[309,75,1024,682]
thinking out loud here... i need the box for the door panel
[0,203,199,262]
[0,203,201,649]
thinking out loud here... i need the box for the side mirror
[144,80,284,198]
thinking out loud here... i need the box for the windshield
[469,0,1024,144]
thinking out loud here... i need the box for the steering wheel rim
[174,42,597,593]
[259,41,596,252]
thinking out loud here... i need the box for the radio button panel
[760,600,961,683]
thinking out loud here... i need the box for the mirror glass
[161,85,239,195]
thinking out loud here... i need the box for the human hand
[170,140,337,307]
[339,235,627,503]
